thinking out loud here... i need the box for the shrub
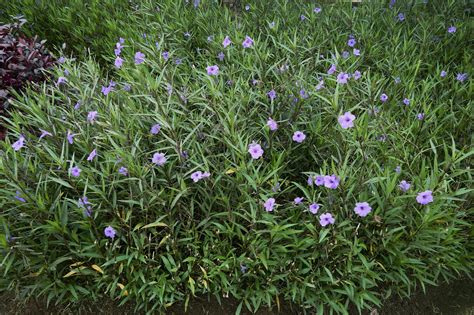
[0,1,473,314]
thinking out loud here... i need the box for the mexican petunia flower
[223,36,232,48]
[56,77,67,86]
[191,171,210,183]
[342,51,350,59]
[315,175,324,186]
[39,129,52,140]
[152,152,167,166]
[104,226,116,239]
[292,131,306,143]
[267,89,276,101]
[398,13,405,21]
[87,149,97,161]
[324,175,339,189]
[101,85,113,96]
[206,65,219,75]
[353,70,361,80]
[134,51,145,65]
[14,190,26,203]
[337,72,349,84]
[119,166,128,176]
[66,130,75,144]
[264,198,276,212]
[448,26,457,33]
[456,73,468,82]
[248,143,264,159]
[114,56,123,68]
[242,36,254,48]
[150,124,161,135]
[218,52,225,61]
[348,38,356,47]
[399,180,411,192]
[70,166,81,177]
[403,98,410,105]
[440,70,447,77]
[267,118,278,131]
[417,113,425,120]
[327,64,336,75]
[416,190,433,205]
[309,203,320,214]
[380,93,388,102]
[294,197,304,205]
[87,111,98,123]
[319,213,335,227]
[313,7,321,13]
[307,175,314,186]
[12,135,25,151]
[338,112,356,129]
[354,202,372,217]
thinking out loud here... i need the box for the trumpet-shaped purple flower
[70,166,81,177]
[162,51,169,61]
[354,202,372,217]
[267,118,278,131]
[399,180,411,192]
[380,93,388,102]
[294,197,304,205]
[448,26,456,33]
[101,85,113,96]
[313,7,321,13]
[150,124,161,135]
[87,149,97,161]
[395,165,401,174]
[353,48,361,56]
[206,65,219,75]
[456,73,468,82]
[66,130,75,144]
[342,51,350,59]
[39,129,52,140]
[417,113,425,120]
[223,36,232,48]
[104,226,116,239]
[292,131,306,143]
[416,190,433,205]
[319,213,335,227]
[337,72,349,84]
[134,51,145,65]
[242,36,254,48]
[398,13,405,21]
[307,175,314,186]
[353,70,361,80]
[119,166,128,176]
[245,4,250,11]
[403,98,410,105]
[316,80,324,90]
[348,38,356,47]
[324,175,339,189]
[248,143,264,159]
[338,112,356,129]
[114,56,123,68]
[309,203,320,214]
[12,135,25,151]
[264,198,276,212]
[218,52,225,61]
[14,190,26,202]
[56,77,67,86]
[315,175,324,186]
[267,89,276,101]
[87,111,98,123]
[327,64,336,75]
[440,70,447,77]
[152,152,167,166]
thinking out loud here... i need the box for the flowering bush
[0,1,472,314]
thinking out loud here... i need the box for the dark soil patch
[0,278,472,314]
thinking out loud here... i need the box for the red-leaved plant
[0,16,55,140]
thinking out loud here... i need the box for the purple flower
[161,51,169,62]
[242,36,254,48]
[315,175,324,186]
[448,26,456,33]
[38,129,52,140]
[338,112,356,129]
[119,166,128,176]
[193,0,200,8]
[353,48,361,56]
[417,113,425,120]
[353,70,362,80]
[66,130,75,144]
[134,51,145,65]
[175,58,182,65]
[313,7,321,13]
[248,143,264,159]
[58,56,66,63]
[223,36,232,48]
[56,77,67,86]
[114,56,123,68]
[245,4,250,11]
[327,64,336,75]
[123,84,131,91]
[74,101,81,110]
[440,70,447,77]
[150,124,161,135]
[207,35,214,42]
[319,213,335,227]
[104,226,116,239]
[456,73,468,82]
[114,47,121,56]
[267,118,278,131]
[403,98,410,105]
[87,111,98,123]
[416,190,433,205]
[191,171,203,182]
[63,69,70,76]
[380,93,388,102]
[399,180,411,192]
[347,38,356,47]
[354,202,372,217]
[292,131,306,143]
[206,65,219,75]
[337,72,349,84]
[70,166,81,177]
[294,197,304,205]
[300,15,306,21]
[309,203,320,214]
[152,152,167,166]
[269,21,275,28]
[394,77,401,84]
[87,149,97,161]
[12,135,25,151]
[398,13,405,21]
[316,80,324,90]
[119,37,125,44]
[324,175,339,189]
[101,85,113,96]
[264,198,276,212]
[342,51,350,59]
[395,165,401,174]
[267,89,276,101]
[14,190,26,203]
[217,52,225,61]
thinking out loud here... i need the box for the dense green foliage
[1,0,473,314]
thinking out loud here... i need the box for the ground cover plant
[0,0,473,314]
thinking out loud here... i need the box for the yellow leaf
[70,261,84,267]
[225,168,236,175]
[141,221,168,229]
[91,264,104,274]
[63,270,78,278]
[117,283,128,296]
